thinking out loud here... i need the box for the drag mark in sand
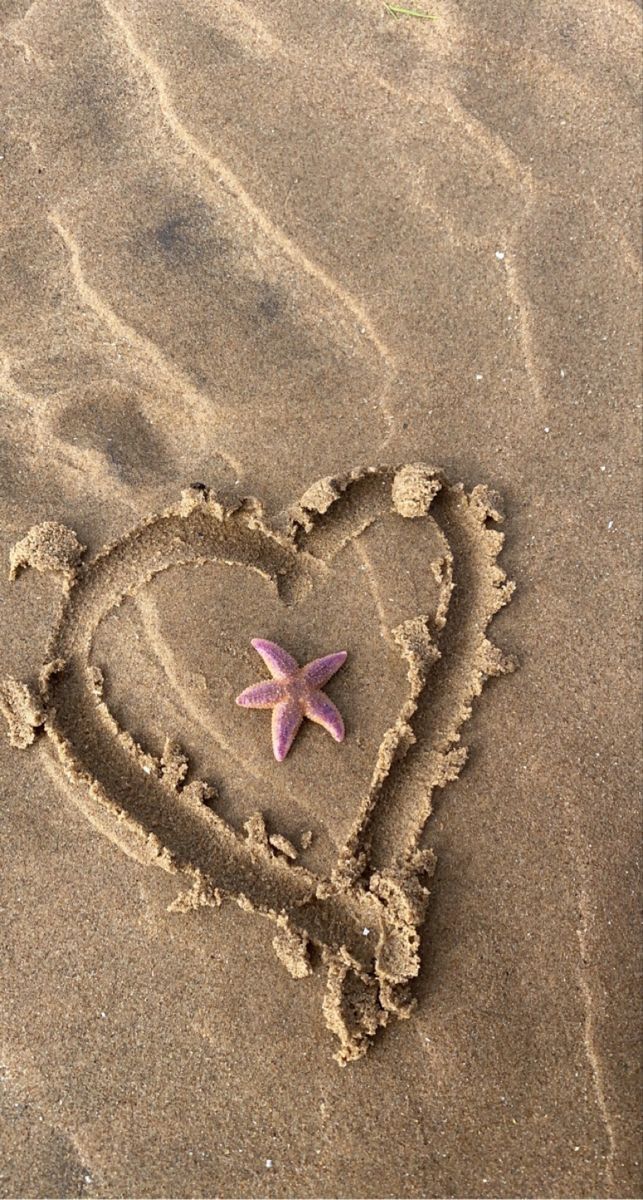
[98,0,395,372]
[500,201,549,422]
[576,886,617,1191]
[353,539,395,646]
[47,212,243,478]
[1,465,513,1062]
[211,0,287,58]
[0,352,141,511]
[0,1044,101,1196]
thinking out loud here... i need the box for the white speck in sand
[265,1159,273,1169]
[607,520,614,530]
[142,765,151,774]
[495,250,505,260]
[475,373,483,381]
[544,426,550,433]
[362,928,370,936]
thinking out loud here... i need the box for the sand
[0,1,641,1197]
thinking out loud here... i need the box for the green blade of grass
[384,3,436,18]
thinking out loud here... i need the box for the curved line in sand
[98,0,395,372]
[5,466,512,1061]
[47,213,244,479]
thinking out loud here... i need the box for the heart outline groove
[1,463,514,1063]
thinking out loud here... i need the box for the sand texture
[0,1,641,1197]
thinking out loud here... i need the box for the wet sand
[0,1,641,1196]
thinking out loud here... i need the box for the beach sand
[0,1,641,1196]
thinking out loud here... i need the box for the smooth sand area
[0,1,641,1196]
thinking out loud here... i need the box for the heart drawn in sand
[0,464,514,1062]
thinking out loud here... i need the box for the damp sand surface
[0,2,641,1197]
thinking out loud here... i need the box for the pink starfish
[236,639,347,762]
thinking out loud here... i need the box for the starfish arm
[236,680,284,708]
[272,700,303,762]
[251,638,299,679]
[304,690,345,743]
[302,651,348,688]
